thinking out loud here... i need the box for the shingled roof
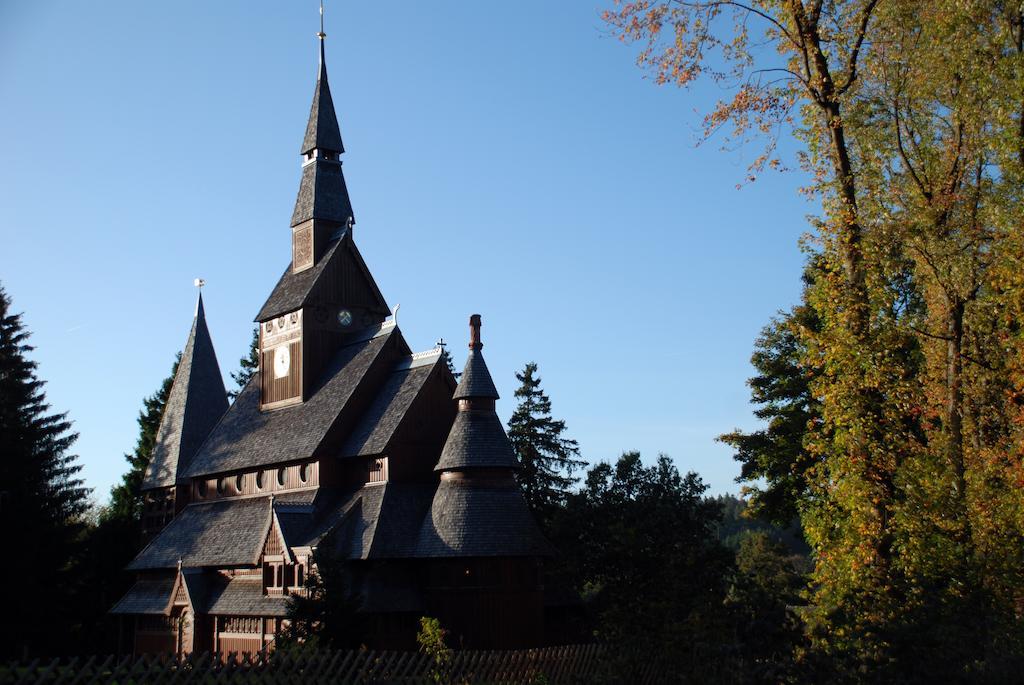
[206,576,290,617]
[452,350,499,400]
[301,42,344,156]
[255,232,389,323]
[342,351,443,457]
[109,577,175,615]
[127,497,273,570]
[142,294,229,490]
[435,410,519,471]
[291,157,354,227]
[415,481,554,558]
[184,326,401,479]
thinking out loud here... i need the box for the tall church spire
[300,23,344,157]
[142,291,229,492]
[291,5,355,270]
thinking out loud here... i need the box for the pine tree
[0,284,90,658]
[229,326,259,400]
[507,362,585,521]
[104,354,179,523]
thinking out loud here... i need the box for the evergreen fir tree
[104,354,179,523]
[229,326,259,400]
[0,284,90,658]
[507,362,585,520]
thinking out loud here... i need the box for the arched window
[299,463,309,483]
[216,478,226,495]
[256,471,264,490]
[235,474,244,493]
[277,467,287,487]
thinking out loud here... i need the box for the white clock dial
[273,345,291,379]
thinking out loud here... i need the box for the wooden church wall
[421,558,545,650]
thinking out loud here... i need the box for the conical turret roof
[142,293,229,489]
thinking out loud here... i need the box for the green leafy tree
[507,363,585,523]
[229,326,259,400]
[719,271,822,527]
[0,284,90,658]
[726,532,806,682]
[560,452,735,677]
[416,617,452,684]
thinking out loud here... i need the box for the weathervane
[318,0,326,40]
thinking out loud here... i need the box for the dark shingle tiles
[127,497,272,570]
[301,53,345,155]
[435,410,519,471]
[291,159,353,227]
[206,576,290,616]
[109,577,174,615]
[452,350,499,400]
[414,480,553,558]
[183,330,393,479]
[255,236,343,322]
[143,295,229,490]
[341,361,437,457]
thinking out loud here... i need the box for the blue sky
[0,1,813,504]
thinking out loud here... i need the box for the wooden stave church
[109,35,553,656]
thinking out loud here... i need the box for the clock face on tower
[273,345,291,379]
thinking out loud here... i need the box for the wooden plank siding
[260,341,302,407]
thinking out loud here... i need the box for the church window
[368,458,385,483]
[198,481,208,498]
[256,471,264,490]
[235,474,244,493]
[277,467,287,487]
[299,463,309,483]
[216,478,226,495]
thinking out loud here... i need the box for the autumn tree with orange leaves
[605,0,1024,678]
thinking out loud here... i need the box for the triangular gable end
[164,570,193,615]
[304,234,390,317]
[261,506,293,564]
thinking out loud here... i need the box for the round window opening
[216,478,226,495]
[235,474,244,492]
[277,467,287,487]
[299,463,309,483]
[255,471,264,490]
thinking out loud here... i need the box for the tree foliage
[229,326,259,400]
[556,452,735,674]
[0,284,90,658]
[507,363,586,524]
[104,355,179,523]
[605,0,1024,676]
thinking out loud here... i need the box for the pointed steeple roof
[301,42,345,156]
[452,315,499,400]
[416,314,552,558]
[437,315,517,471]
[291,37,354,228]
[142,293,229,490]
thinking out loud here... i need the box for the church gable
[255,231,389,324]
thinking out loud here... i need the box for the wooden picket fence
[0,644,670,684]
